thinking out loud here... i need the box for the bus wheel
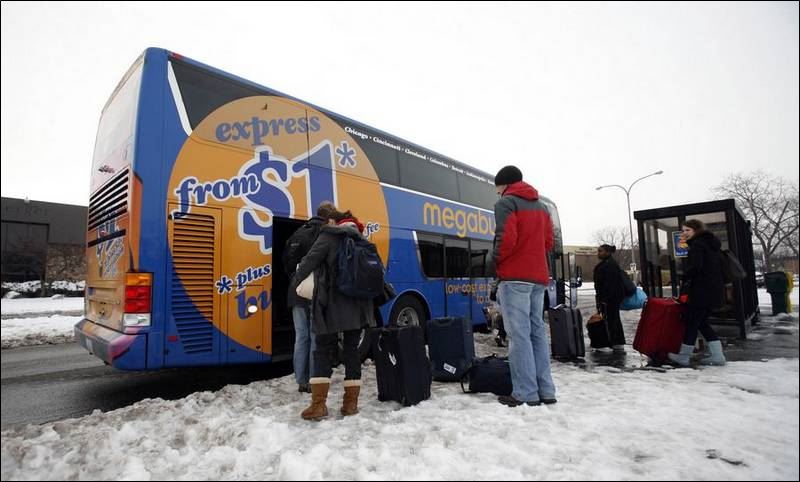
[389,295,427,335]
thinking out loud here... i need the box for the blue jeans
[292,306,315,385]
[498,281,556,402]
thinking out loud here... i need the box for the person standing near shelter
[667,219,727,366]
[593,244,627,353]
[294,209,378,420]
[492,165,557,407]
[283,201,336,393]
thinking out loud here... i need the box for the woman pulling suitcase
[667,219,727,366]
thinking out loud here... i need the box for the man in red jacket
[492,165,557,407]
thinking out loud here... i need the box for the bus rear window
[92,59,143,173]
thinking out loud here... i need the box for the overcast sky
[2,1,797,245]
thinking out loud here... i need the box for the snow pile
[1,357,797,480]
[1,297,84,348]
[1,315,82,349]
[1,280,85,296]
[1,297,84,317]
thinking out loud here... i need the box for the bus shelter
[634,199,759,338]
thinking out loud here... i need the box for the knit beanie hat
[494,165,523,186]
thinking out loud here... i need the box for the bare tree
[776,185,799,259]
[713,171,799,270]
[592,226,637,250]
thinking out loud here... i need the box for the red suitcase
[633,298,686,363]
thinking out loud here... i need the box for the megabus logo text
[423,202,495,238]
[215,116,321,146]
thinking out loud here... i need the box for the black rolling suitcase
[427,317,475,381]
[548,306,585,360]
[372,325,431,406]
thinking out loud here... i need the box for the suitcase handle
[377,331,386,353]
[431,318,456,327]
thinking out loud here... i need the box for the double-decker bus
[75,48,565,369]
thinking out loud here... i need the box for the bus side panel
[383,230,445,321]
[381,186,494,324]
[164,205,223,367]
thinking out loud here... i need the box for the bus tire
[388,295,428,339]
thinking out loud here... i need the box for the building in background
[564,245,599,282]
[1,197,87,288]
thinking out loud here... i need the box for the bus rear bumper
[74,319,147,370]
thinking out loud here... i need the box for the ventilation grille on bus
[88,168,130,231]
[171,213,215,354]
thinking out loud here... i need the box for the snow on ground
[1,346,797,481]
[1,315,83,349]
[1,297,84,317]
[1,297,84,348]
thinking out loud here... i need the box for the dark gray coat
[294,224,376,336]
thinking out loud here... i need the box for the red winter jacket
[492,181,554,284]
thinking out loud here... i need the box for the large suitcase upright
[633,298,686,363]
[427,317,475,381]
[372,325,431,406]
[548,307,585,359]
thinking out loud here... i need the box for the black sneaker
[498,395,541,407]
[298,383,311,393]
[541,398,558,405]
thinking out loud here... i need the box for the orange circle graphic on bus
[167,96,389,355]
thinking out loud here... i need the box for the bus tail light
[124,272,152,327]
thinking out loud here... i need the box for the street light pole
[596,170,663,274]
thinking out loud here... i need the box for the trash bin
[765,271,789,315]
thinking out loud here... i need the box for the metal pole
[626,190,635,272]
[596,171,663,277]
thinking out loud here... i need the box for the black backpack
[721,249,747,283]
[336,236,385,298]
[282,221,322,276]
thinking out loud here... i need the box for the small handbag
[296,273,314,300]
[587,312,604,324]
[586,309,611,349]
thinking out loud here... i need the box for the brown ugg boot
[341,379,361,416]
[301,378,330,421]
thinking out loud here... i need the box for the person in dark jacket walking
[283,201,336,394]
[492,165,557,407]
[294,209,377,420]
[593,244,627,353]
[668,219,726,366]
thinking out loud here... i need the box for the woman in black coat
[294,210,376,420]
[668,219,726,366]
[592,244,627,352]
